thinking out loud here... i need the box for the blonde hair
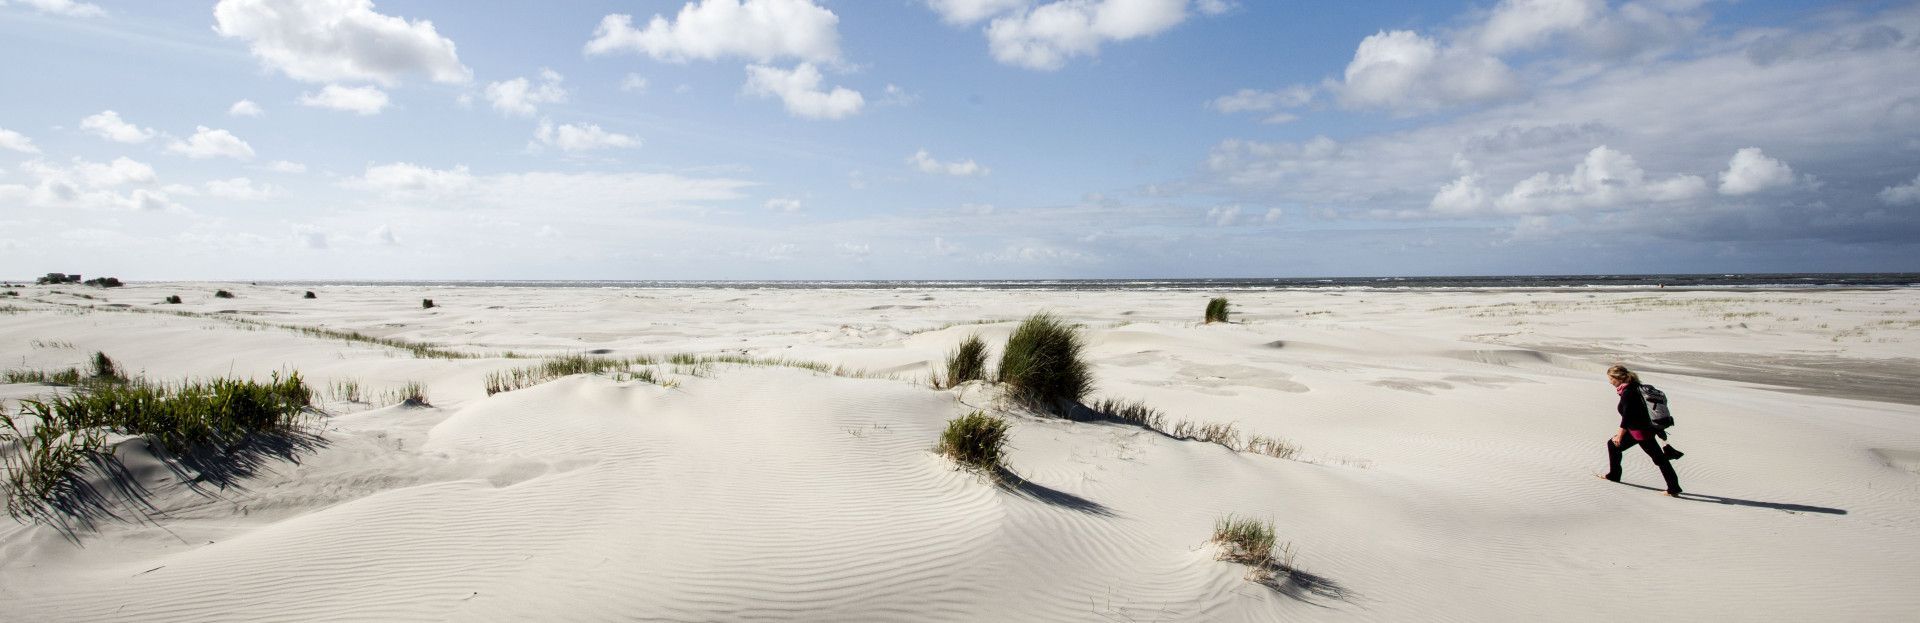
[1607,364,1640,385]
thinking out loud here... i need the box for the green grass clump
[303,291,317,299]
[1213,515,1277,567]
[17,373,310,454]
[164,295,183,304]
[1245,435,1299,460]
[937,410,1011,472]
[1,406,106,520]
[89,351,121,381]
[214,289,234,299]
[421,298,435,309]
[4,368,83,385]
[1205,297,1230,324]
[996,312,1091,415]
[485,354,663,396]
[939,334,989,389]
[329,379,363,403]
[385,381,429,407]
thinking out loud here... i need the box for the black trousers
[1607,433,1681,494]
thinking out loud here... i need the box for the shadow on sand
[1615,481,1847,515]
[25,428,328,543]
[1241,561,1358,606]
[992,466,1117,517]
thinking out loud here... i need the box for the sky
[1,0,1917,280]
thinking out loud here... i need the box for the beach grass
[939,334,989,388]
[996,312,1091,415]
[1206,297,1230,324]
[214,290,234,299]
[163,295,182,304]
[938,410,1011,473]
[1213,514,1277,568]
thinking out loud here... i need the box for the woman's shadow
[1613,481,1847,515]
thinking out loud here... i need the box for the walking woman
[1603,364,1682,496]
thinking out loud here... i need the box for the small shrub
[940,334,989,388]
[421,298,435,309]
[89,351,121,381]
[214,290,235,299]
[1205,297,1230,324]
[82,277,123,288]
[938,410,1011,472]
[996,312,1091,415]
[1213,515,1277,568]
[303,291,317,299]
[164,295,183,304]
[37,273,82,285]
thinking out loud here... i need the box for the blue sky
[1,0,1917,279]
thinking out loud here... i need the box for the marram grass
[937,410,1011,473]
[1205,297,1230,324]
[940,334,989,388]
[996,312,1091,415]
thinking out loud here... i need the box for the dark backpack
[1640,385,1674,430]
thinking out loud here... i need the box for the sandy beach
[3,282,1918,621]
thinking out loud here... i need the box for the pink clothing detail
[1628,429,1649,441]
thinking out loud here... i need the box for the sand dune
[3,283,1919,621]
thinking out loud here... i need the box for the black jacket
[1617,381,1654,431]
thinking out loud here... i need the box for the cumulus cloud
[5,0,104,17]
[1338,30,1519,112]
[765,197,802,212]
[340,163,754,219]
[907,149,988,176]
[1209,85,1313,114]
[0,127,39,153]
[79,110,156,143]
[530,120,639,152]
[983,0,1201,70]
[1473,0,1602,54]
[1881,172,1920,206]
[10,157,184,213]
[743,63,863,120]
[343,162,474,196]
[1492,146,1708,213]
[1717,147,1798,195]
[300,84,390,115]
[485,69,567,117]
[1205,204,1241,226]
[229,99,265,117]
[165,127,256,160]
[621,73,649,92]
[584,0,841,64]
[213,0,471,86]
[204,177,278,200]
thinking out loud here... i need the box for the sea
[269,273,1920,291]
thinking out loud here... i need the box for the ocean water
[268,273,1920,291]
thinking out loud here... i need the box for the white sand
[3,283,1918,621]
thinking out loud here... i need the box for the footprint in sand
[1369,377,1454,394]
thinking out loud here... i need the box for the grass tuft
[421,298,435,309]
[1213,514,1277,568]
[329,379,363,403]
[1244,435,1299,460]
[89,351,121,381]
[164,295,183,304]
[937,410,1011,473]
[213,289,234,299]
[303,291,317,299]
[996,312,1091,415]
[940,334,989,389]
[1092,398,1166,430]
[386,381,429,407]
[1205,297,1231,324]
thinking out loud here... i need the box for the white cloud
[79,110,156,143]
[212,0,472,86]
[531,120,640,152]
[485,69,567,117]
[6,0,104,17]
[1205,204,1240,226]
[984,0,1200,70]
[765,197,802,212]
[834,242,871,260]
[931,235,961,255]
[204,177,278,200]
[293,225,329,249]
[584,0,842,64]
[879,83,919,106]
[1429,173,1489,214]
[263,160,307,173]
[229,99,265,117]
[1339,30,1519,112]
[1717,147,1797,195]
[743,63,863,120]
[1474,0,1602,54]
[1493,146,1708,214]
[1880,172,1920,206]
[343,162,474,196]
[1209,85,1313,113]
[907,149,987,176]
[621,73,649,92]
[924,0,1026,25]
[369,224,399,245]
[0,127,39,153]
[11,157,184,213]
[165,126,256,160]
[300,84,390,115]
